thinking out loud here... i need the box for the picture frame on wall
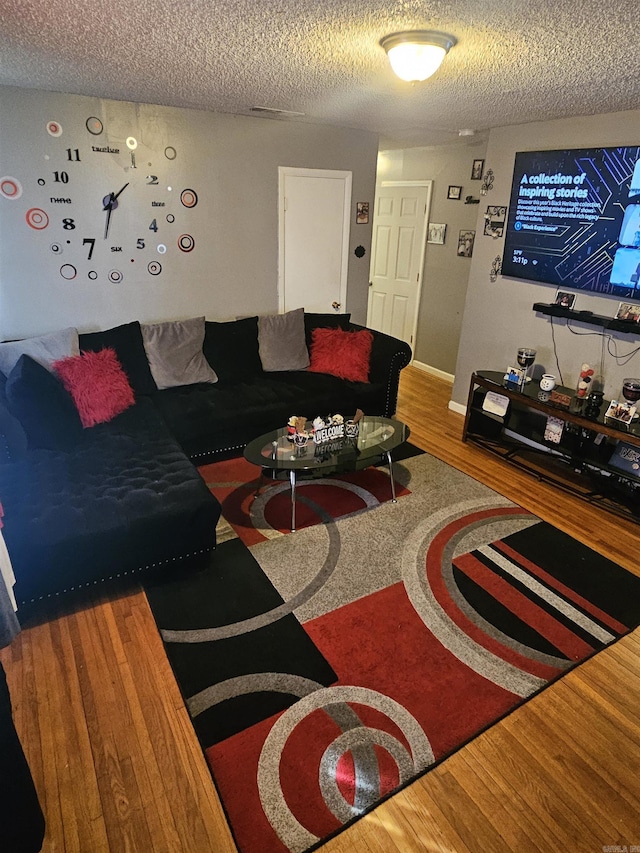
[356,202,369,224]
[447,185,462,200]
[427,223,447,244]
[457,230,475,257]
[471,159,485,180]
[483,205,507,238]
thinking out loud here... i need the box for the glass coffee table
[243,415,410,531]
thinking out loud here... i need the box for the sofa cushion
[258,308,309,372]
[203,316,263,382]
[303,312,351,347]
[5,355,83,451]
[0,327,79,378]
[308,327,374,383]
[141,317,218,390]
[0,399,28,462]
[152,370,387,461]
[54,348,135,428]
[79,321,157,396]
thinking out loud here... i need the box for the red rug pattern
[206,579,525,853]
[199,455,410,546]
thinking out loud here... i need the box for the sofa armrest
[350,323,412,417]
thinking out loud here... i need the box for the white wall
[376,137,487,375]
[0,86,378,340]
[452,109,640,406]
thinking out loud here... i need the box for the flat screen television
[501,146,640,297]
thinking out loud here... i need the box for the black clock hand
[103,185,128,240]
[112,182,129,202]
[104,202,112,239]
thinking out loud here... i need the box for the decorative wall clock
[9,115,199,284]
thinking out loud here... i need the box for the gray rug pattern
[245,453,537,624]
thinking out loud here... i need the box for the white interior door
[278,167,352,314]
[367,181,432,347]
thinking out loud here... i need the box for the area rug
[145,452,640,853]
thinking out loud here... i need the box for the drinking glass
[622,378,640,405]
[516,347,536,383]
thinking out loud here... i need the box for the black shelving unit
[463,371,640,522]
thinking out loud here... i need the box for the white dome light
[380,31,456,82]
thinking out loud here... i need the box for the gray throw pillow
[258,308,310,372]
[0,327,79,378]
[141,317,218,390]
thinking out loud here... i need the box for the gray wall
[452,109,640,408]
[375,138,487,375]
[0,86,378,340]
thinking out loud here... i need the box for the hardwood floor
[2,364,640,852]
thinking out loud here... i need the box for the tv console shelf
[463,370,640,523]
[532,302,640,335]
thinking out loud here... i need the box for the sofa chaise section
[0,399,220,608]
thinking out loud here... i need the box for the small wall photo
[471,159,484,180]
[356,202,369,224]
[483,205,507,239]
[457,230,475,258]
[427,223,447,244]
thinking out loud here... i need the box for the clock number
[137,238,145,249]
[53,171,69,184]
[66,148,81,162]
[83,238,95,259]
[146,175,159,185]
[62,218,76,230]
[149,219,158,232]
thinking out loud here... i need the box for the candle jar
[539,374,556,392]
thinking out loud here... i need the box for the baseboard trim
[412,360,455,384]
[448,400,467,415]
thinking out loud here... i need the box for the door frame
[369,179,432,350]
[278,166,352,314]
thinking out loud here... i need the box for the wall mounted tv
[502,146,640,297]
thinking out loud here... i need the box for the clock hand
[112,182,129,202]
[102,183,127,212]
[102,184,128,240]
[104,203,112,239]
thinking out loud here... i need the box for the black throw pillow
[203,316,263,382]
[303,312,352,348]
[5,355,83,451]
[79,321,157,396]
[0,399,28,462]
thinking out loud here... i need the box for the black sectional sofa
[0,312,411,613]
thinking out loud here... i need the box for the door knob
[332,301,341,310]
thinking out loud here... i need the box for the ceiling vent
[250,106,305,118]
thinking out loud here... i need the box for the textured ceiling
[1,0,639,149]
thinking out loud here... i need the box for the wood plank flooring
[2,364,640,852]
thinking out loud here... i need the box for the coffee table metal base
[256,449,398,532]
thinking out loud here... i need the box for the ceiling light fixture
[380,30,456,82]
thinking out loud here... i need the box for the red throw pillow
[53,348,135,428]
[308,327,373,383]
